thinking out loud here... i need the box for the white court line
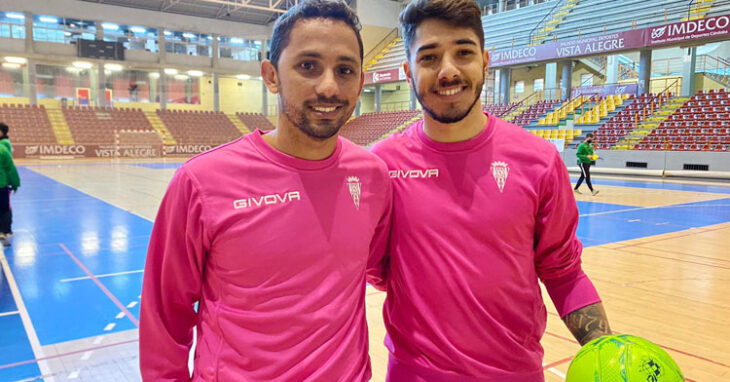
[127,301,138,309]
[60,269,143,283]
[115,312,124,320]
[542,363,567,380]
[0,310,20,317]
[1,250,55,381]
[103,323,116,331]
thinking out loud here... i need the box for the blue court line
[577,198,730,247]
[571,176,730,194]
[5,167,151,346]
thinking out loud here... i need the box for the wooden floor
[1,159,729,381]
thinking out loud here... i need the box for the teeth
[438,88,461,96]
[313,106,337,112]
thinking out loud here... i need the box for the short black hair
[0,122,8,137]
[400,0,485,61]
[269,0,363,68]
[586,133,594,138]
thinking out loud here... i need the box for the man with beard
[370,0,612,380]
[140,1,392,380]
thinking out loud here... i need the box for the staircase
[684,0,715,21]
[46,108,74,145]
[365,37,401,72]
[530,0,580,45]
[705,72,730,88]
[612,97,689,150]
[226,113,250,135]
[144,111,176,145]
[576,94,629,125]
[504,104,527,122]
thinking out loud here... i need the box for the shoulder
[339,136,391,179]
[492,117,558,158]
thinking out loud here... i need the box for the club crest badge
[490,161,509,193]
[347,176,361,210]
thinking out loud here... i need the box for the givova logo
[233,191,301,209]
[389,169,439,179]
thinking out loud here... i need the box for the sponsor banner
[572,83,638,97]
[364,67,407,85]
[16,144,162,159]
[490,14,730,68]
[162,144,214,156]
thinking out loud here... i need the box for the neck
[422,102,488,143]
[262,115,339,161]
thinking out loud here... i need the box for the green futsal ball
[566,334,685,382]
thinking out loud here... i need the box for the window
[219,36,261,61]
[534,78,544,91]
[0,12,26,39]
[165,31,212,57]
[580,73,594,87]
[514,80,525,94]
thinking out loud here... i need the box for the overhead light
[130,26,147,34]
[4,56,27,64]
[5,13,25,20]
[174,74,189,81]
[187,70,203,77]
[39,16,59,23]
[149,72,160,79]
[104,63,123,71]
[70,23,76,28]
[66,66,82,73]
[230,38,244,44]
[236,74,251,80]
[101,23,119,30]
[164,68,178,75]
[1,63,21,70]
[207,35,213,40]
[73,61,93,69]
[163,30,172,36]
[182,32,196,39]
[64,31,71,36]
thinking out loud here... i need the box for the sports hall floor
[0,158,728,382]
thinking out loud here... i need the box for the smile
[435,86,465,97]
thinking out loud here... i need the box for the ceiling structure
[77,0,363,26]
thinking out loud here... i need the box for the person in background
[575,133,599,196]
[0,123,19,246]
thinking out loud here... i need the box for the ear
[403,60,414,90]
[261,60,280,94]
[483,49,490,75]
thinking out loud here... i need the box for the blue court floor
[0,165,729,381]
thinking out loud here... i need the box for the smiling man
[370,0,611,381]
[139,1,392,380]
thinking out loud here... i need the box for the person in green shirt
[574,133,598,196]
[0,122,18,246]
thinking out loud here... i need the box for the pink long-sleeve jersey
[370,114,601,382]
[140,130,392,381]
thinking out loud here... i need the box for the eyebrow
[416,38,479,55]
[297,51,359,64]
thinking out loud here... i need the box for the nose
[438,53,460,84]
[315,69,339,99]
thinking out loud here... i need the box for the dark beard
[413,74,484,124]
[278,87,350,141]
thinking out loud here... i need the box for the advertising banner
[572,83,638,97]
[364,67,407,85]
[490,14,730,68]
[15,144,162,159]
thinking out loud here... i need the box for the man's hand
[562,302,611,346]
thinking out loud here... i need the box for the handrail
[500,91,542,118]
[528,0,564,45]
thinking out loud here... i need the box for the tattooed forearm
[562,302,612,346]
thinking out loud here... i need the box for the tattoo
[562,302,612,346]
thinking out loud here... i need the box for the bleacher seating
[0,104,57,145]
[63,106,156,144]
[340,110,420,146]
[511,100,561,126]
[158,110,243,146]
[636,89,730,151]
[236,112,275,131]
[484,103,517,117]
[593,94,659,149]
